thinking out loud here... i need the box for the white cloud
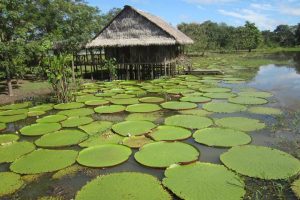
[184,0,237,4]
[250,3,275,11]
[279,5,300,16]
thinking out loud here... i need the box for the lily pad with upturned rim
[75,172,171,200]
[215,117,265,132]
[203,102,247,113]
[77,144,132,168]
[0,134,19,144]
[109,98,139,105]
[149,125,192,141]
[0,114,27,123]
[161,101,197,110]
[10,149,78,174]
[200,87,231,93]
[29,104,53,112]
[57,108,94,117]
[220,145,300,180]
[229,96,268,105]
[0,172,24,197]
[247,107,283,115]
[126,103,161,113]
[79,131,124,147]
[178,109,211,116]
[125,112,162,122]
[134,141,199,168]
[0,123,6,131]
[61,116,93,128]
[122,135,153,148]
[139,97,165,103]
[54,102,84,110]
[112,120,156,136]
[20,123,62,136]
[179,96,212,103]
[0,141,35,163]
[162,162,245,200]
[85,99,110,106]
[27,111,46,117]
[79,121,113,135]
[238,91,273,98]
[0,109,28,116]
[94,105,125,114]
[193,128,251,147]
[292,178,300,199]
[36,115,67,123]
[0,102,31,110]
[203,92,237,99]
[165,115,213,130]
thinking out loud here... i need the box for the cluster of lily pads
[0,74,299,199]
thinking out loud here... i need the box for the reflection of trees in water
[267,52,300,74]
[293,53,300,74]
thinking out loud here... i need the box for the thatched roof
[86,5,193,48]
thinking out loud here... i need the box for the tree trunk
[248,49,252,52]
[6,66,13,96]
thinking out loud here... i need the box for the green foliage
[112,121,156,136]
[164,115,213,129]
[103,58,117,81]
[215,117,265,132]
[0,142,35,163]
[122,135,153,148]
[126,103,162,113]
[149,125,192,141]
[0,172,24,197]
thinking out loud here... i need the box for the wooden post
[71,53,76,88]
[164,58,167,76]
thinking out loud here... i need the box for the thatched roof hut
[75,5,193,80]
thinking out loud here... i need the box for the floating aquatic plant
[139,97,165,103]
[54,102,84,110]
[0,114,27,123]
[61,116,93,128]
[94,105,125,114]
[292,178,300,199]
[20,123,62,136]
[122,135,153,148]
[149,125,192,141]
[200,87,231,93]
[215,117,265,132]
[247,106,283,115]
[0,109,28,116]
[179,96,211,103]
[178,109,211,116]
[36,115,67,123]
[161,101,197,110]
[79,131,124,147]
[126,103,161,113]
[203,102,247,113]
[203,92,236,99]
[57,108,94,117]
[125,112,162,122]
[79,121,113,135]
[109,98,139,105]
[112,120,156,136]
[85,99,110,106]
[0,172,24,197]
[0,102,31,110]
[229,96,268,105]
[0,141,35,163]
[165,115,213,129]
[238,91,273,98]
[0,134,19,145]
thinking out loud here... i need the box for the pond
[1,53,300,200]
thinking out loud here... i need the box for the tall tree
[274,25,296,47]
[241,21,261,52]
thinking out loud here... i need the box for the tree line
[178,21,300,54]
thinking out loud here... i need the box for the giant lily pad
[139,97,164,103]
[35,130,88,147]
[94,105,125,114]
[109,98,139,105]
[220,145,300,180]
[0,109,28,116]
[112,121,156,136]
[0,141,35,163]
[203,92,236,99]
[77,144,131,167]
[165,115,213,129]
[10,149,78,174]
[203,102,247,113]
[0,123,6,131]
[180,96,211,103]
[20,123,62,136]
[79,121,113,135]
[126,104,161,113]
[229,96,268,105]
[200,87,231,93]
[76,95,102,103]
[135,141,199,168]
[122,135,153,148]
[85,99,109,106]
[61,116,93,128]
[178,109,211,116]
[125,112,162,122]
[112,94,135,99]
[36,115,67,123]
[79,131,124,147]
[0,114,27,123]
[238,91,273,98]
[29,104,53,112]
[27,110,45,117]
[292,178,300,199]
[57,108,94,117]
[161,101,197,110]
[149,125,192,141]
[75,172,171,200]
[162,162,245,200]
[215,117,265,132]
[54,102,84,110]
[193,128,251,147]
[0,134,19,144]
[0,102,31,110]
[247,106,283,115]
[0,172,24,197]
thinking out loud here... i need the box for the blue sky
[86,0,300,31]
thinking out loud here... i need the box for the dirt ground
[0,79,52,105]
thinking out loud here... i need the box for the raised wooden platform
[184,69,223,75]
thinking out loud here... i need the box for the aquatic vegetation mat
[238,91,273,98]
[215,117,265,132]
[161,101,197,110]
[0,123,6,131]
[178,109,211,116]
[203,92,236,99]
[200,87,231,93]
[165,115,213,129]
[125,112,162,122]
[109,98,139,105]
[203,102,247,113]
[122,135,153,148]
[139,97,164,103]
[75,172,171,200]
[193,128,251,147]
[126,103,161,113]
[220,145,300,179]
[292,178,300,199]
[35,130,88,147]
[0,172,24,197]
[77,144,131,167]
[247,106,283,115]
[27,111,45,117]
[134,141,199,168]
[0,114,27,123]
[79,121,113,135]
[112,120,156,136]
[149,125,192,141]
[0,109,28,116]
[94,105,125,114]
[0,141,35,163]
[36,115,67,123]
[54,102,84,110]
[61,116,93,128]
[0,134,19,144]
[85,99,109,106]
[57,108,94,117]
[162,162,245,200]
[229,96,268,105]
[20,123,62,136]
[180,96,211,103]
[79,131,124,147]
[29,104,53,112]
[10,149,78,174]
[0,102,31,110]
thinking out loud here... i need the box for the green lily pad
[79,131,124,147]
[112,94,135,99]
[220,145,300,179]
[20,123,62,136]
[54,102,84,110]
[29,104,53,112]
[122,135,153,148]
[0,141,35,163]
[292,178,300,199]
[229,96,268,105]
[0,134,19,144]
[0,172,24,197]
[77,144,132,168]
[178,109,211,116]
[76,95,102,103]
[61,116,93,128]
[0,123,6,131]
[126,104,161,113]
[94,105,125,114]
[95,92,116,97]
[238,91,273,98]
[179,96,212,103]
[125,112,162,122]
[161,101,197,110]
[0,102,31,110]
[0,114,27,123]
[162,162,245,200]
[75,172,171,200]
[200,87,231,93]
[27,111,45,117]
[166,88,194,95]
[10,149,78,174]
[193,128,251,147]
[149,125,192,141]
[79,121,113,135]
[248,107,283,115]
[36,115,67,123]
[85,99,109,106]
[57,108,94,117]
[0,109,28,116]
[139,97,165,103]
[203,92,237,99]
[109,98,139,105]
[203,102,247,113]
[165,115,213,129]
[215,117,265,132]
[134,141,199,168]
[35,130,88,148]
[112,121,156,136]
